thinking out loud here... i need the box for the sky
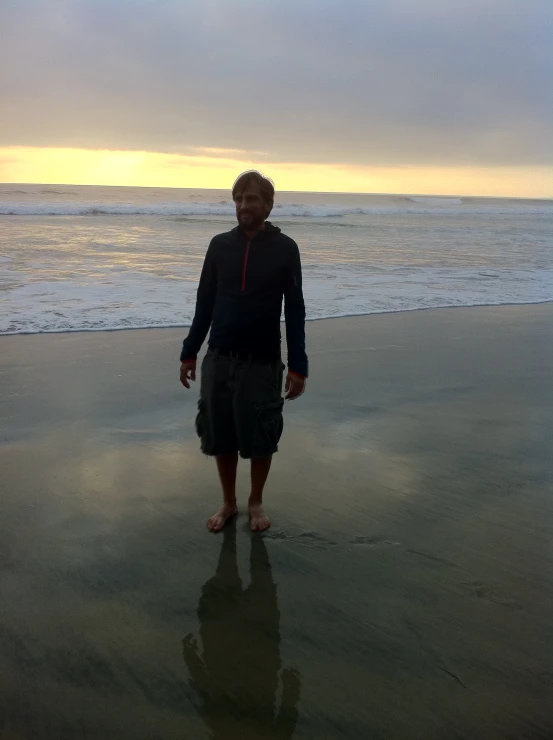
[0,0,551,196]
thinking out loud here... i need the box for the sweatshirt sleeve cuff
[288,370,307,380]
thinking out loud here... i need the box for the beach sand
[1,304,552,739]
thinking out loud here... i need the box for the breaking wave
[1,199,551,217]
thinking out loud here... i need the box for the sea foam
[1,200,551,217]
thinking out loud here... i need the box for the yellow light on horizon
[0,146,551,198]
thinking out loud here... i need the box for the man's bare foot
[248,502,270,532]
[207,504,238,532]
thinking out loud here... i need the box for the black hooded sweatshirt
[180,222,308,377]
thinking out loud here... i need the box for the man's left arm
[283,241,308,399]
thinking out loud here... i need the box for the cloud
[0,0,551,167]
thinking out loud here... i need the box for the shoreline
[2,298,552,338]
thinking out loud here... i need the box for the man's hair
[232,170,275,205]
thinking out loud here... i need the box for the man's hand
[180,360,197,389]
[285,372,306,401]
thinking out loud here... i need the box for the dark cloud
[0,0,551,166]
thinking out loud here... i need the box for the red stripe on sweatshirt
[241,241,250,291]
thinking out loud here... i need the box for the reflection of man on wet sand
[183,527,300,739]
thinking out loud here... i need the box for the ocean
[1,184,551,335]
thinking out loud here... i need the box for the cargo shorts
[195,349,285,459]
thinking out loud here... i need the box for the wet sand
[1,304,552,739]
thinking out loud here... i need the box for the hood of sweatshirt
[234,221,281,242]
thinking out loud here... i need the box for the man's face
[234,183,272,230]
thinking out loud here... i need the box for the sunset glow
[1,147,550,198]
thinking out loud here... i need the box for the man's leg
[199,352,240,533]
[249,455,272,532]
[207,452,239,532]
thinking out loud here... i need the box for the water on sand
[0,305,552,738]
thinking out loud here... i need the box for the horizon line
[1,181,551,202]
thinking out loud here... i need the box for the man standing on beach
[180,171,308,533]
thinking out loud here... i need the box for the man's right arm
[180,241,217,363]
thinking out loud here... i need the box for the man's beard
[238,212,264,229]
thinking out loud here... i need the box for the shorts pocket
[253,399,284,455]
[195,398,206,439]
